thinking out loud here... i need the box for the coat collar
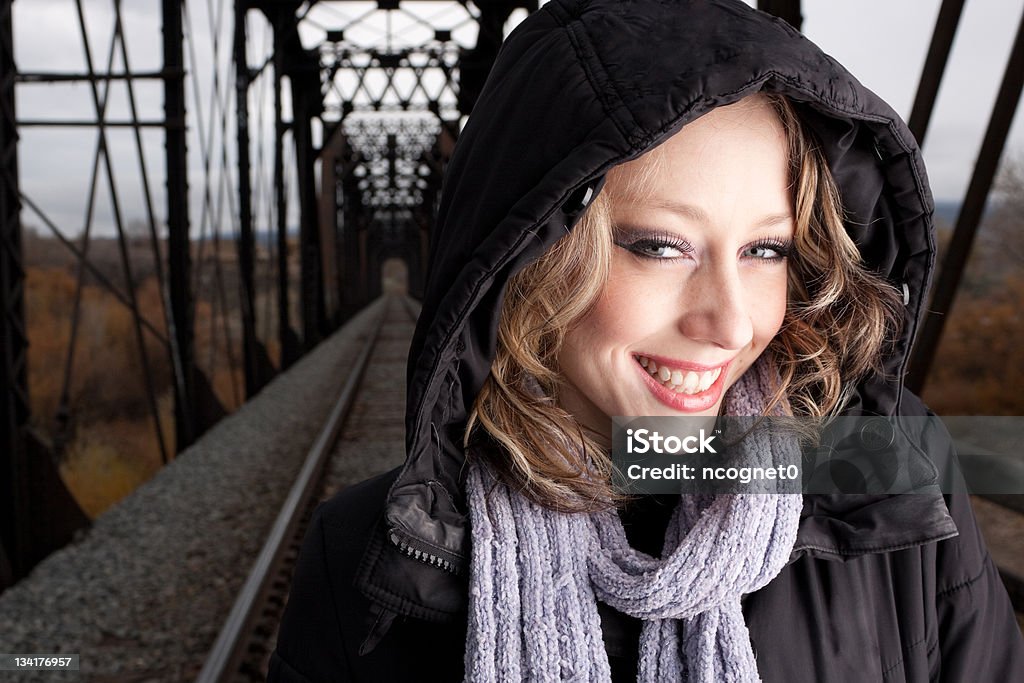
[790,492,956,563]
[356,483,957,624]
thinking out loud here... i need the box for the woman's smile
[633,354,732,411]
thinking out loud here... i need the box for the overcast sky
[11,0,1024,240]
[800,0,1024,203]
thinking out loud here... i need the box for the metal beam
[17,69,171,82]
[272,12,299,369]
[16,119,178,127]
[0,0,29,589]
[273,7,327,347]
[908,0,965,144]
[1,0,90,594]
[234,1,261,397]
[907,9,1024,392]
[456,3,529,116]
[758,0,803,31]
[164,0,196,449]
[292,96,326,347]
[319,122,346,326]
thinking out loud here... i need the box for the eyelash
[615,231,792,263]
[614,231,694,260]
[741,237,792,262]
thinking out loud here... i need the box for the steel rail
[399,292,423,321]
[194,297,393,683]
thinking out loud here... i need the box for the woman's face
[557,96,793,436]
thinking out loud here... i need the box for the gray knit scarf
[464,358,803,682]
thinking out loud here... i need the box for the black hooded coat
[268,1,1024,680]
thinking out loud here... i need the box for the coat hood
[358,0,956,622]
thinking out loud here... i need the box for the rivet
[859,417,895,452]
[561,182,595,215]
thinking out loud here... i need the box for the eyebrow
[644,198,794,228]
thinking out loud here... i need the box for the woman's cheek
[755,270,789,345]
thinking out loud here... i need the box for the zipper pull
[359,602,398,656]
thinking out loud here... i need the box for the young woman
[269,1,1024,681]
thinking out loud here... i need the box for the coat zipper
[388,526,465,576]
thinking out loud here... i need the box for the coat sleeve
[934,477,1024,680]
[268,503,356,683]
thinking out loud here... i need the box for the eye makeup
[613,227,694,261]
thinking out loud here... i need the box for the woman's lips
[633,355,732,413]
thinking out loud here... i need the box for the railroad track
[195,293,420,683]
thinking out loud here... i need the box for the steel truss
[293,0,534,316]
[2,0,1021,595]
[1,0,90,589]
[0,0,302,591]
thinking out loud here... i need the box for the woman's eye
[630,240,689,259]
[743,241,791,260]
[615,232,694,260]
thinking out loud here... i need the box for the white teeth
[636,356,723,396]
[699,368,720,391]
[683,371,699,392]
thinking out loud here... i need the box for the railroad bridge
[0,1,1022,680]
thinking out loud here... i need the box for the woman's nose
[677,263,755,351]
